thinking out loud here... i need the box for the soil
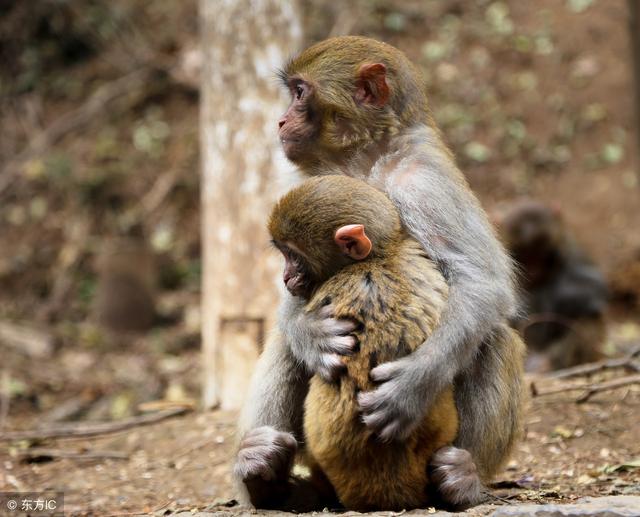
[1,380,639,515]
[1,1,640,515]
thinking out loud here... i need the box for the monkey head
[268,175,401,298]
[277,36,431,171]
[498,199,566,285]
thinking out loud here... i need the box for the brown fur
[237,36,526,511]
[303,239,456,511]
[269,175,457,511]
[278,36,448,174]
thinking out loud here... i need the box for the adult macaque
[497,199,608,371]
[236,36,524,508]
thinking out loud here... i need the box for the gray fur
[236,124,524,506]
[431,446,486,508]
[356,125,518,441]
[279,296,357,382]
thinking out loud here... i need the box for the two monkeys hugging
[234,36,525,512]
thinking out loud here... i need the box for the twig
[0,407,191,441]
[140,168,181,216]
[17,447,128,462]
[40,393,100,423]
[0,370,9,431]
[0,321,54,358]
[531,374,640,402]
[548,347,640,380]
[0,67,155,197]
[576,375,640,403]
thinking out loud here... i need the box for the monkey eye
[295,85,304,100]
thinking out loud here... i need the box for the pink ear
[354,63,390,107]
[334,224,372,260]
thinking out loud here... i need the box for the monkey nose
[278,118,286,129]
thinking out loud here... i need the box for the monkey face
[278,80,321,163]
[277,38,406,168]
[274,241,315,298]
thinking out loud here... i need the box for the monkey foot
[430,446,486,509]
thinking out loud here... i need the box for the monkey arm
[235,318,309,507]
[278,295,358,382]
[238,320,309,438]
[359,133,517,441]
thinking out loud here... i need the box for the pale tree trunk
[630,0,640,186]
[200,0,301,409]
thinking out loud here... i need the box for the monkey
[235,36,525,509]
[93,230,157,333]
[263,174,458,511]
[496,199,608,372]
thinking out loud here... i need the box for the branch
[531,373,640,403]
[575,375,640,403]
[0,321,54,358]
[0,67,156,197]
[17,448,128,462]
[549,345,640,380]
[0,407,190,441]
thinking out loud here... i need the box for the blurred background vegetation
[0,0,639,427]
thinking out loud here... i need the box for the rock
[492,496,640,517]
[167,497,640,517]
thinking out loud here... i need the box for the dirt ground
[1,374,639,516]
[1,1,640,515]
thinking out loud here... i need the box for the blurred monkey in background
[497,199,608,372]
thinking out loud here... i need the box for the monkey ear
[355,63,390,107]
[334,224,372,260]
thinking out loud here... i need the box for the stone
[491,495,640,517]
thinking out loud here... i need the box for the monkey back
[303,238,458,511]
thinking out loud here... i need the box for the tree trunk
[630,0,640,185]
[199,0,301,409]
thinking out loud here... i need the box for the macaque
[262,175,457,510]
[236,36,525,508]
[93,233,156,333]
[497,200,608,371]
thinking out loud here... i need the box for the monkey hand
[234,426,298,483]
[358,355,441,441]
[283,300,358,382]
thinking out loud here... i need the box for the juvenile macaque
[263,175,457,510]
[498,200,608,371]
[236,36,525,508]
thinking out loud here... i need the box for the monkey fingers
[234,426,297,482]
[368,358,404,382]
[316,353,347,382]
[358,362,427,441]
[317,305,358,340]
[430,446,485,508]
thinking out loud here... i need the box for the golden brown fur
[303,238,456,511]
[237,36,526,511]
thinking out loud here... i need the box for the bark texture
[200,0,301,409]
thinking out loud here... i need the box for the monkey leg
[439,326,525,505]
[453,326,525,478]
